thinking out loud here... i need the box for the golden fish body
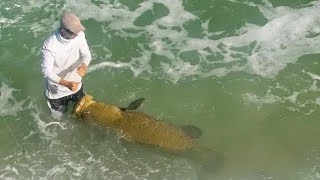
[74,95,195,152]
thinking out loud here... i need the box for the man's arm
[41,45,80,91]
[41,47,61,83]
[59,79,80,91]
[77,32,92,77]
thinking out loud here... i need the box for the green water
[1,0,320,179]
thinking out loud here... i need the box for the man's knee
[47,97,68,113]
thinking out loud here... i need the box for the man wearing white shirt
[41,12,92,118]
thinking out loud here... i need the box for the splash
[32,111,67,140]
[0,83,27,117]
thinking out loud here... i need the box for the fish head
[73,95,95,117]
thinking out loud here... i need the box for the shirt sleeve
[41,42,61,84]
[78,32,92,66]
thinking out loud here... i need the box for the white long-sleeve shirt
[41,30,91,99]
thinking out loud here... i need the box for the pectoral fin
[180,125,203,139]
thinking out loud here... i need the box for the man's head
[60,13,85,39]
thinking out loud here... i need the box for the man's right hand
[59,79,80,91]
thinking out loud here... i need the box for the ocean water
[1,0,320,179]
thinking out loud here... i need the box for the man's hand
[77,63,87,77]
[59,79,80,92]
[68,81,80,91]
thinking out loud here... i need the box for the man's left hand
[77,63,87,77]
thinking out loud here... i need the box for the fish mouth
[74,95,94,114]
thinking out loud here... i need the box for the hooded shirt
[41,30,91,99]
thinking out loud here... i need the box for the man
[41,12,92,118]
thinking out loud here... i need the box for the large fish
[73,95,224,172]
[73,95,202,152]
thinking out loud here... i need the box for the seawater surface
[1,0,320,179]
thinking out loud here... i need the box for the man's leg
[46,96,68,119]
[46,86,84,118]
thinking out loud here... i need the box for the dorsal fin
[120,97,145,111]
[180,125,202,139]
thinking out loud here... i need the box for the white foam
[243,85,320,114]
[0,17,18,28]
[1,165,19,177]
[87,61,131,73]
[308,72,320,81]
[62,0,197,78]
[71,0,320,81]
[243,91,281,110]
[32,111,67,140]
[43,161,86,179]
[2,0,320,81]
[0,83,26,117]
[161,60,199,83]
